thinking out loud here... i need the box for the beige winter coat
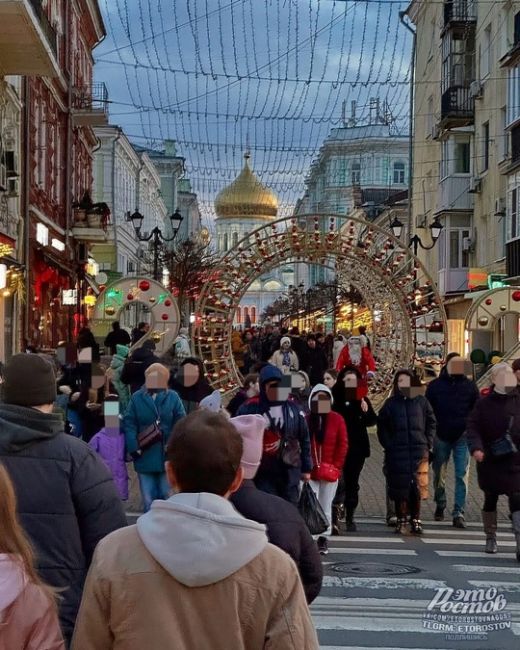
[72,494,319,650]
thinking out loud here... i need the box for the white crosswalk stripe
[312,525,520,649]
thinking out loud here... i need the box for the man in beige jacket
[72,410,319,650]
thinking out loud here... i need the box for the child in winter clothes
[108,344,131,411]
[88,396,129,501]
[0,463,64,649]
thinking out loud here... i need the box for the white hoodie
[137,492,268,587]
[308,383,333,411]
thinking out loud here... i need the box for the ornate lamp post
[390,215,443,255]
[128,209,183,280]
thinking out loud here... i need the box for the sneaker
[434,507,445,522]
[386,515,398,527]
[346,519,357,532]
[317,536,329,555]
[410,519,423,535]
[395,518,408,535]
[453,515,466,529]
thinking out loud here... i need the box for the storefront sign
[467,268,488,290]
[36,223,49,246]
[62,289,77,306]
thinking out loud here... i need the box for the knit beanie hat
[230,414,266,479]
[2,354,57,406]
[280,336,291,347]
[199,390,222,413]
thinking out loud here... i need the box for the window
[232,231,238,247]
[507,65,520,126]
[480,24,492,79]
[393,161,405,184]
[448,228,471,268]
[337,158,347,185]
[440,141,449,179]
[351,162,361,185]
[250,306,257,323]
[482,122,489,172]
[223,232,228,251]
[511,188,518,240]
[501,107,509,160]
[236,307,242,324]
[454,141,470,173]
[426,96,434,137]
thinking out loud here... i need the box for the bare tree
[164,238,219,325]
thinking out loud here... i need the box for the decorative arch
[194,214,447,400]
[91,277,180,356]
[465,287,520,332]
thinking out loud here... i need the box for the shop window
[393,161,406,184]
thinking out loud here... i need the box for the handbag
[280,437,301,467]
[489,417,518,458]
[313,445,340,482]
[298,483,328,535]
[134,398,163,452]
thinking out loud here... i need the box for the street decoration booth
[194,214,447,401]
[90,277,180,355]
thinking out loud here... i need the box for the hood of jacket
[0,404,63,452]
[115,344,129,359]
[137,492,268,587]
[0,555,26,613]
[308,383,333,410]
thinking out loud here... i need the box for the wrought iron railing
[444,0,476,25]
[441,85,474,119]
[72,83,109,115]
[27,0,58,57]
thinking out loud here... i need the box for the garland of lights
[193,214,447,406]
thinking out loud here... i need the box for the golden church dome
[215,153,278,219]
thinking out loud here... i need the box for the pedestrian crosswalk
[311,518,520,650]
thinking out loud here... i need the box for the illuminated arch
[194,214,447,402]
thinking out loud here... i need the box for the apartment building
[408,0,518,355]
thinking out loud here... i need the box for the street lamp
[390,215,443,256]
[128,209,184,280]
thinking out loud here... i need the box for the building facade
[295,117,409,288]
[23,0,106,349]
[408,0,519,357]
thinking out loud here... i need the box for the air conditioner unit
[462,237,473,252]
[470,80,484,99]
[469,176,482,193]
[495,197,506,216]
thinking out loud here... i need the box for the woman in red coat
[307,383,348,555]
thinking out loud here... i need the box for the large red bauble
[513,291,520,302]
[164,299,172,307]
[127,293,134,301]
[161,313,169,321]
[485,298,493,305]
[139,280,151,292]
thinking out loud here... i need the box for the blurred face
[447,357,472,377]
[247,380,260,396]
[310,392,332,414]
[323,372,336,389]
[281,341,290,351]
[343,372,362,401]
[179,363,200,387]
[104,400,120,429]
[397,373,424,398]
[494,367,517,393]
[265,379,291,402]
[307,339,316,349]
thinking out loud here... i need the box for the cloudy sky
[94,0,412,224]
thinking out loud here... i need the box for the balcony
[443,1,476,27]
[440,86,474,130]
[71,83,109,127]
[438,268,469,295]
[437,176,474,214]
[0,0,59,76]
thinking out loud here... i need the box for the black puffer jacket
[425,370,479,443]
[120,347,160,393]
[0,404,127,643]
[332,397,377,459]
[466,390,520,495]
[230,480,323,604]
[377,393,436,501]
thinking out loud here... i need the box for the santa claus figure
[335,335,376,397]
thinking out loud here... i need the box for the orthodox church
[214,153,293,327]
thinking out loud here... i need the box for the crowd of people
[1,318,520,648]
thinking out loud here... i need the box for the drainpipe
[399,10,416,239]
[111,129,122,273]
[22,77,31,346]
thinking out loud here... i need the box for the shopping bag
[298,482,328,535]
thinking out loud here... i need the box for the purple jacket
[88,428,129,500]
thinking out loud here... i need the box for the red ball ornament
[513,291,520,302]
[139,280,150,292]
[161,313,169,321]
[485,298,493,305]
[164,299,172,307]
[99,284,106,292]
[127,293,134,301]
